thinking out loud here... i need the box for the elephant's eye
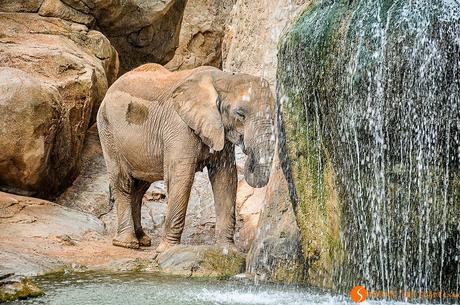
[235,110,246,121]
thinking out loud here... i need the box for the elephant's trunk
[243,122,275,188]
[244,158,272,188]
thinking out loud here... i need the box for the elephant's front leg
[156,157,196,254]
[208,144,237,246]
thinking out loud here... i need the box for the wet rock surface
[246,157,306,283]
[157,245,246,278]
[277,0,460,293]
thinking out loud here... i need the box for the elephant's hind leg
[131,179,151,247]
[111,171,140,249]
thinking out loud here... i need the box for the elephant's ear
[171,73,225,151]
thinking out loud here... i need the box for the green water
[9,272,426,305]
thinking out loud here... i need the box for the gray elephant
[97,63,275,253]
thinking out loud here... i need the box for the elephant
[96,63,275,253]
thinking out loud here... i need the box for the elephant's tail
[109,184,115,207]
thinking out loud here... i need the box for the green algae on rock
[277,0,460,297]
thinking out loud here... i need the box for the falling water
[277,0,460,301]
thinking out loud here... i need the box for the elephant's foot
[113,232,140,249]
[155,239,178,254]
[137,233,152,247]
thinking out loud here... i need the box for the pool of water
[12,272,421,305]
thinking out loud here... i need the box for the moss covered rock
[277,0,460,297]
[0,275,43,302]
[157,245,245,278]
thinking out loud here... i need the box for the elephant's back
[106,65,218,104]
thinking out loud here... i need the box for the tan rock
[0,68,61,195]
[166,0,236,70]
[236,180,265,251]
[39,0,95,26]
[0,13,118,197]
[246,156,306,283]
[0,192,104,239]
[0,191,158,276]
[0,0,44,12]
[223,0,307,87]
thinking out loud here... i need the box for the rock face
[278,0,460,294]
[246,157,306,283]
[1,0,187,73]
[222,0,308,282]
[0,13,118,197]
[235,180,265,252]
[91,0,187,72]
[56,125,112,218]
[223,0,306,87]
[165,0,236,70]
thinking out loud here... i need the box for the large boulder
[165,0,236,70]
[0,13,118,197]
[0,68,61,195]
[278,0,460,295]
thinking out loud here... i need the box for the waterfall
[277,0,460,300]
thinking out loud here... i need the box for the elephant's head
[172,68,275,188]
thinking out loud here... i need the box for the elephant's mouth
[238,135,248,154]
